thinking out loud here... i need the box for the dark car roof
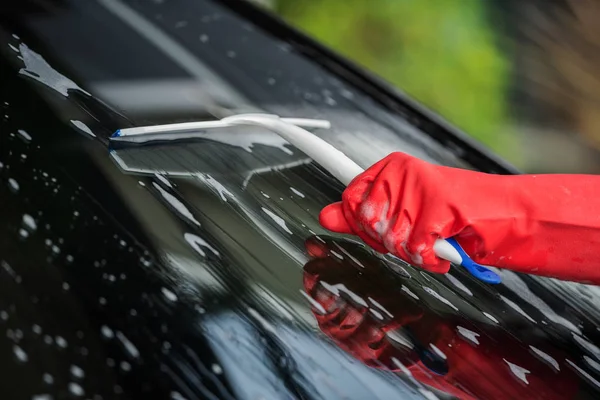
[1,1,600,399]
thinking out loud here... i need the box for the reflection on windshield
[303,236,587,399]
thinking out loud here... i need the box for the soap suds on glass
[184,233,220,257]
[299,290,326,315]
[116,331,140,359]
[8,178,19,192]
[68,382,84,397]
[457,326,480,345]
[290,187,305,198]
[13,345,28,362]
[70,120,96,137]
[445,274,473,296]
[70,365,85,379]
[17,43,90,97]
[320,281,368,308]
[22,214,37,231]
[161,287,178,302]
[483,312,499,324]
[17,129,32,142]
[504,359,530,384]
[501,295,536,324]
[529,346,560,371]
[422,286,458,311]
[153,183,200,226]
[261,207,293,234]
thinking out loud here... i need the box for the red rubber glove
[319,152,600,284]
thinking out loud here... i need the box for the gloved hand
[319,152,600,284]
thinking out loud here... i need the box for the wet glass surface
[1,0,600,399]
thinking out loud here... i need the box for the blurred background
[249,0,600,174]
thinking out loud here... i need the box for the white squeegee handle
[222,114,362,185]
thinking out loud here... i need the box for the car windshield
[1,1,600,399]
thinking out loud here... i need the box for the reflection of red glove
[303,237,578,400]
[320,152,600,283]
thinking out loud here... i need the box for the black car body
[1,1,600,399]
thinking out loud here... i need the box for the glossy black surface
[1,1,600,399]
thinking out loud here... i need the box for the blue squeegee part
[446,237,502,284]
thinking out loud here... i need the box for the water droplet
[70,365,85,379]
[119,240,127,248]
[211,364,222,374]
[51,245,60,255]
[116,331,140,358]
[107,358,115,367]
[12,330,22,341]
[32,395,52,400]
[13,345,28,362]
[120,361,131,372]
[98,297,107,305]
[267,78,276,85]
[161,287,178,302]
[66,255,74,263]
[68,382,84,397]
[42,373,54,384]
[32,324,41,334]
[19,229,29,239]
[138,181,145,187]
[139,255,153,268]
[290,187,305,198]
[44,335,53,345]
[171,391,186,400]
[199,34,209,43]
[17,129,32,143]
[340,89,354,99]
[56,336,67,348]
[70,120,96,138]
[8,178,19,192]
[73,211,79,217]
[227,50,236,58]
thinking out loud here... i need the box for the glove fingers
[319,203,353,234]
[319,202,389,254]
[340,198,389,254]
[406,232,451,274]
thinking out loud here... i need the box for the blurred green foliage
[273,0,516,158]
